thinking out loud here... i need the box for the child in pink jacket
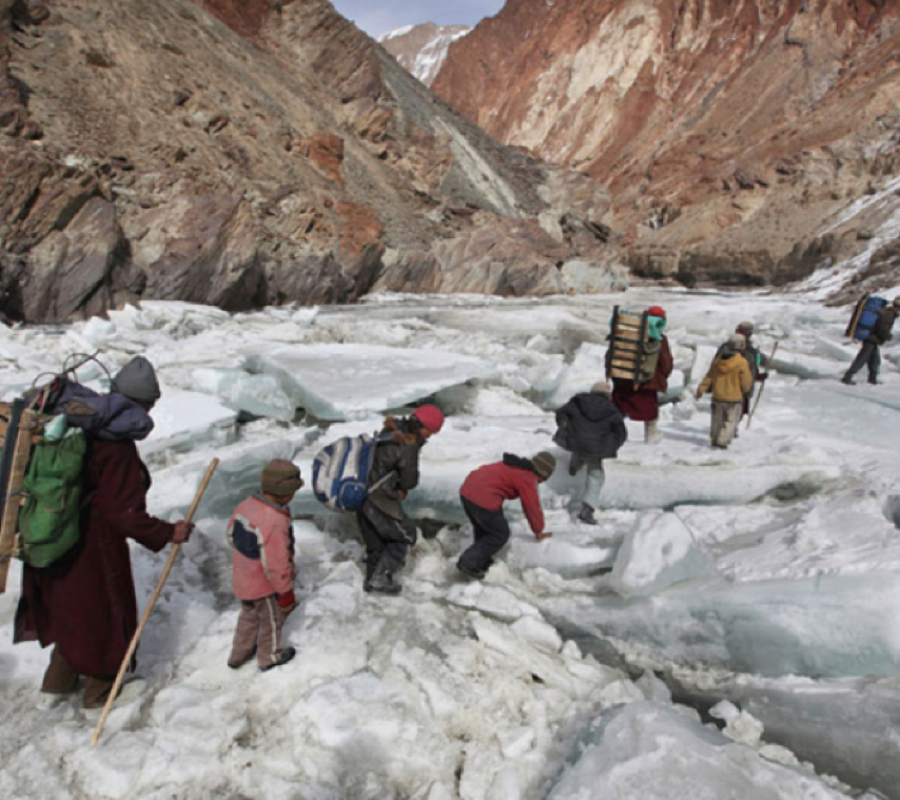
[227,459,303,671]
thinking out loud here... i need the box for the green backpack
[17,428,86,568]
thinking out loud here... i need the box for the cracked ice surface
[1,288,900,799]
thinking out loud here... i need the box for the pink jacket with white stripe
[228,494,296,600]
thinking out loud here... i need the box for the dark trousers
[356,500,414,582]
[458,497,511,574]
[844,341,881,381]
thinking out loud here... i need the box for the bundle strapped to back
[0,353,110,591]
[845,294,887,342]
[311,431,394,512]
[607,306,665,388]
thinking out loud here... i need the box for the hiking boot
[841,376,856,385]
[644,421,663,444]
[456,560,486,580]
[367,557,403,594]
[260,647,296,672]
[867,377,881,385]
[577,504,598,525]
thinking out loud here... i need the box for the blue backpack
[847,295,887,341]
[312,433,393,511]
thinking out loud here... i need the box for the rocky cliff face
[378,23,470,87]
[432,0,900,294]
[0,0,616,323]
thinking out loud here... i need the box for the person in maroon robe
[15,357,193,709]
[607,306,674,443]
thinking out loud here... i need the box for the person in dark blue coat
[554,381,628,525]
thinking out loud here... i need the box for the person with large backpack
[357,404,444,595]
[606,305,673,444]
[842,296,900,385]
[554,381,627,525]
[14,357,194,710]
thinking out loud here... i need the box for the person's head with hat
[735,320,755,343]
[410,404,445,442]
[531,451,556,483]
[590,380,611,395]
[112,356,162,411]
[261,459,304,506]
[725,333,746,354]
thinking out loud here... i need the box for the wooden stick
[0,406,36,594]
[91,457,219,745]
[746,341,779,430]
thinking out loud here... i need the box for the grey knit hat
[591,381,611,395]
[111,356,161,403]
[531,451,556,479]
[261,459,304,496]
[736,321,754,334]
[726,333,746,353]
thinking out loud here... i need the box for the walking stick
[746,342,778,430]
[92,457,219,745]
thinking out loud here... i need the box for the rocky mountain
[432,0,900,295]
[378,23,470,87]
[0,0,617,323]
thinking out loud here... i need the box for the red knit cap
[648,305,666,318]
[412,404,444,433]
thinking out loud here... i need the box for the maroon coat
[611,336,674,422]
[15,439,174,677]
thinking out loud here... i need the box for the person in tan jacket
[696,334,753,449]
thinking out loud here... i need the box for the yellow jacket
[697,353,753,402]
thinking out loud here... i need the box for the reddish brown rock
[433,0,900,291]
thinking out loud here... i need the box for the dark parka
[554,393,628,459]
[15,439,175,677]
[366,416,423,521]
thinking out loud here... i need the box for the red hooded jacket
[460,455,546,535]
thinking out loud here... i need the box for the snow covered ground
[1,287,899,799]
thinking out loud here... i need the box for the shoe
[841,376,855,385]
[577,504,598,525]
[82,678,147,714]
[260,647,296,672]
[228,646,257,669]
[456,561,486,580]
[868,377,880,385]
[367,556,403,594]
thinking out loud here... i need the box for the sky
[329,0,506,38]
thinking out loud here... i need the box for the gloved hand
[277,590,297,616]
[172,521,195,544]
[758,372,769,382]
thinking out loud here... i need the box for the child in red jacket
[457,452,556,580]
[227,459,303,671]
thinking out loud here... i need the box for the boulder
[133,196,264,312]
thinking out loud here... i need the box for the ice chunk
[192,368,296,422]
[709,700,764,747]
[138,388,239,460]
[80,316,117,347]
[245,344,498,421]
[548,701,851,799]
[540,342,608,408]
[608,510,718,597]
[770,350,844,380]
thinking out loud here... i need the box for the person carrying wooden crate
[605,305,673,443]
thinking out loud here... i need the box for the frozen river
[1,287,899,799]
